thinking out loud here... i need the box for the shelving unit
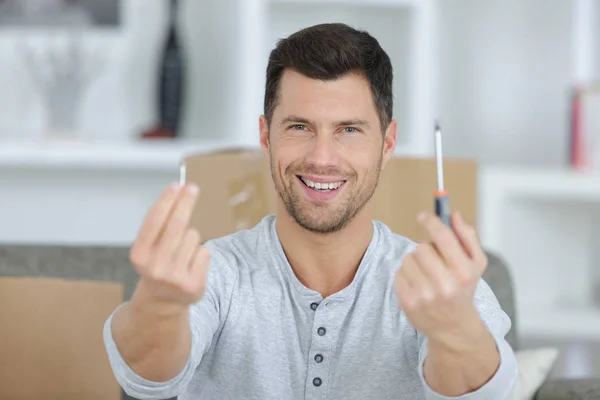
[0,139,242,171]
[0,0,438,154]
[0,170,167,246]
[478,165,600,340]
[0,139,252,245]
[0,0,440,246]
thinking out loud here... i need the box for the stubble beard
[270,154,382,234]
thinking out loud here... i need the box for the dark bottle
[158,0,184,137]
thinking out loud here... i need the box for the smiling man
[104,23,518,399]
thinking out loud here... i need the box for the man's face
[260,69,396,234]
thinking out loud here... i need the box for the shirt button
[310,302,319,310]
[313,377,322,387]
[317,327,326,336]
[314,354,324,363]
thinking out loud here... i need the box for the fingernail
[170,182,181,191]
[417,212,427,222]
[187,184,200,196]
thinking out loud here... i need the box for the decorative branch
[16,31,106,135]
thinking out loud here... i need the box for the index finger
[452,211,487,267]
[167,183,200,231]
[418,211,469,270]
[133,182,183,250]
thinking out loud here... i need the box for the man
[104,23,517,399]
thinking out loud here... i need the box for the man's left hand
[394,211,488,348]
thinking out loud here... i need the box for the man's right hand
[108,181,210,383]
[129,182,210,313]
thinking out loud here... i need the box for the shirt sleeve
[417,278,519,400]
[103,244,237,399]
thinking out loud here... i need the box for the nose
[305,133,339,168]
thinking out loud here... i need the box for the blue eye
[343,127,359,134]
[291,124,307,131]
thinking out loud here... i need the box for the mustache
[286,164,351,179]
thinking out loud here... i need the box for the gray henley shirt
[104,214,518,399]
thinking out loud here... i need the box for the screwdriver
[434,121,451,227]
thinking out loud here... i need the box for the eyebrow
[280,115,371,128]
[280,115,313,126]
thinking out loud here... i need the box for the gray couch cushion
[0,245,137,299]
[482,252,519,351]
[535,378,600,399]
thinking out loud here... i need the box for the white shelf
[520,307,600,340]
[0,137,435,172]
[479,165,600,342]
[480,165,600,202]
[269,0,421,8]
[0,140,256,171]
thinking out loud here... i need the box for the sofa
[0,244,598,399]
[482,252,600,399]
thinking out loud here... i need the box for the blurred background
[1,0,600,393]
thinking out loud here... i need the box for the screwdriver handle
[434,190,451,227]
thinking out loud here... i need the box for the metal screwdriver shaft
[434,121,451,226]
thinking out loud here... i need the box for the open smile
[298,176,346,192]
[296,175,347,202]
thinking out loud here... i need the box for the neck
[275,203,374,298]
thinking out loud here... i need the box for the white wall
[438,0,575,166]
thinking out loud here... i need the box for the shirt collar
[266,215,381,302]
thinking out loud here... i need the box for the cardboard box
[0,277,124,400]
[184,149,275,241]
[183,150,477,243]
[373,156,477,242]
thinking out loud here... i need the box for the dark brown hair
[264,23,393,133]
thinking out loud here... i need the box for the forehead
[275,69,378,121]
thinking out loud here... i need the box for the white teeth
[300,177,344,191]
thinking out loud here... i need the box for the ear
[259,115,270,154]
[381,119,397,170]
